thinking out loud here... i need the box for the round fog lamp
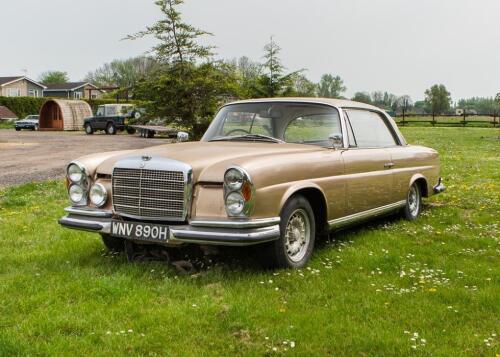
[225,192,245,215]
[68,163,84,183]
[69,184,85,204]
[90,183,107,207]
[225,168,244,191]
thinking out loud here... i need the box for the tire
[105,122,116,135]
[101,234,125,252]
[126,127,136,135]
[33,124,39,131]
[15,128,21,131]
[403,182,422,221]
[85,123,94,135]
[265,195,316,269]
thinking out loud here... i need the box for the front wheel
[265,195,316,269]
[85,123,94,135]
[15,127,21,131]
[403,182,422,221]
[126,127,136,135]
[33,124,39,131]
[101,234,125,252]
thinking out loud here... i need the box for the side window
[343,111,357,147]
[285,112,341,147]
[345,109,398,148]
[96,107,105,116]
[106,106,117,116]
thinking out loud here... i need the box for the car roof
[226,97,382,111]
[100,103,134,107]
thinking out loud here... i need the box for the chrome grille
[112,167,187,220]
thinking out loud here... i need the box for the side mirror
[329,133,343,149]
[177,131,189,142]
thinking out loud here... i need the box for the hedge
[0,96,147,119]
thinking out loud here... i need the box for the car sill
[328,200,406,229]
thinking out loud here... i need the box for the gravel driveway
[0,130,171,188]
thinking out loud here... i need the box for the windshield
[202,102,342,147]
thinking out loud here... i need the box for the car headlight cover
[224,168,244,191]
[67,163,85,183]
[69,184,85,204]
[89,183,107,207]
[225,192,245,215]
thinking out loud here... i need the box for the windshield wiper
[210,134,284,143]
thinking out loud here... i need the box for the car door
[94,106,106,129]
[340,109,398,215]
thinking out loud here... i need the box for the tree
[225,56,263,98]
[352,92,372,104]
[134,62,239,137]
[39,71,69,85]
[256,37,302,97]
[425,84,451,114]
[125,0,214,63]
[85,56,161,88]
[317,74,346,98]
[394,95,413,114]
[291,74,317,97]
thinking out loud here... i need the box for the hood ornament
[140,155,152,168]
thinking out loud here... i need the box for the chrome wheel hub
[408,185,420,216]
[285,209,311,262]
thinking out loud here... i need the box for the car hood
[93,141,323,182]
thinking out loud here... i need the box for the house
[0,76,46,97]
[0,106,18,121]
[43,82,104,99]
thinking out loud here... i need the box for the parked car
[59,98,445,268]
[83,104,142,135]
[15,115,40,131]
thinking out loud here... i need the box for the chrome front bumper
[58,207,280,246]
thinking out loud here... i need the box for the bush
[0,97,47,119]
[0,96,149,118]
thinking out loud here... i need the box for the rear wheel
[101,234,125,252]
[105,122,116,135]
[403,182,422,220]
[265,195,316,269]
[15,127,21,131]
[33,124,39,131]
[126,127,136,135]
[85,123,94,135]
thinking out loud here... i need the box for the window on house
[8,88,21,97]
[91,93,98,99]
[28,89,39,98]
[74,92,82,99]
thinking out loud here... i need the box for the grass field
[0,127,498,355]
[0,121,14,129]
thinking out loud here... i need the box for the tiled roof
[44,82,92,91]
[0,76,23,86]
[0,106,18,119]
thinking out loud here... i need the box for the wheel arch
[409,174,429,197]
[279,184,329,234]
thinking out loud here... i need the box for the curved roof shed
[39,99,92,130]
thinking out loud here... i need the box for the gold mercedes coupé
[59,98,445,268]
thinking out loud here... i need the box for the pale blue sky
[1,0,499,101]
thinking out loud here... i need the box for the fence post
[462,111,466,127]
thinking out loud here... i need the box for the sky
[1,0,499,102]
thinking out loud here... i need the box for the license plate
[111,220,169,243]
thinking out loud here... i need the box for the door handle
[384,162,395,169]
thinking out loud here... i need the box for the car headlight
[224,168,244,191]
[89,183,107,207]
[223,166,254,217]
[67,162,85,183]
[69,184,85,204]
[225,192,245,215]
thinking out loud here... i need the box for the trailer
[130,125,179,139]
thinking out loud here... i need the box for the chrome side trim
[64,206,113,218]
[190,217,280,229]
[328,200,406,229]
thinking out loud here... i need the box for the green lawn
[0,121,14,129]
[0,127,498,355]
